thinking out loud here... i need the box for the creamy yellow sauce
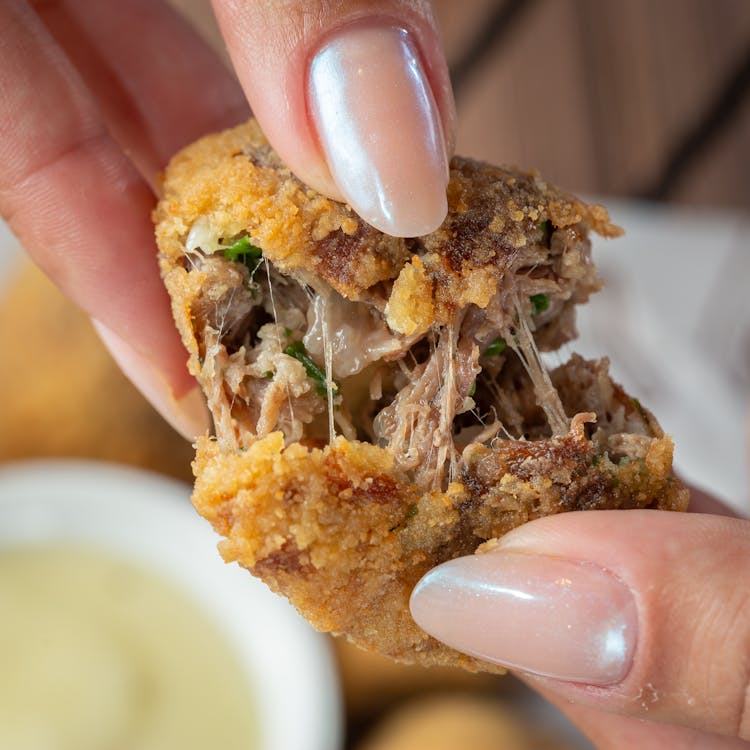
[0,545,258,750]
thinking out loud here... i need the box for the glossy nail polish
[308,22,448,237]
[410,551,636,685]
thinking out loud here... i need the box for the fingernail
[410,552,636,685]
[308,22,448,237]
[92,321,210,441]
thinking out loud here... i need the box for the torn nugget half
[155,119,688,672]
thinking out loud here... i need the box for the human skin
[1,3,748,747]
[411,489,750,748]
[0,0,453,438]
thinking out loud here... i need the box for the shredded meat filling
[186,222,602,486]
[372,323,480,488]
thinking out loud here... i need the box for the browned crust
[155,119,621,339]
[156,119,687,672]
[192,396,686,672]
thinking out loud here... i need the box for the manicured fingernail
[92,321,209,441]
[410,552,636,685]
[308,22,448,237]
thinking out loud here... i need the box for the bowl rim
[0,458,343,750]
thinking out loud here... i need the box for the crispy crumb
[156,119,686,672]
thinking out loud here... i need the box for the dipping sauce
[0,545,258,750]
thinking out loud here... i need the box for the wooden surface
[170,0,750,211]
[440,0,750,209]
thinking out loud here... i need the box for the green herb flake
[406,504,418,520]
[222,235,262,262]
[592,455,602,467]
[484,337,507,356]
[468,380,477,397]
[263,370,274,379]
[530,293,549,315]
[222,236,263,277]
[284,340,339,398]
[538,219,552,242]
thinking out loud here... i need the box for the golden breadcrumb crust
[155,120,621,338]
[155,119,687,672]
[190,409,686,672]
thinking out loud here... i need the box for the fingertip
[447,510,750,738]
[410,551,636,686]
[93,320,210,441]
[214,1,454,236]
[308,21,449,237]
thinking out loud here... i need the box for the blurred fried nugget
[0,262,192,479]
[356,694,572,750]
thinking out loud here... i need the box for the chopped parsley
[263,370,274,379]
[538,219,552,243]
[484,337,507,356]
[468,380,476,397]
[530,293,549,315]
[222,235,263,274]
[283,340,339,398]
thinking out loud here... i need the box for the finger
[535,682,750,750]
[411,510,750,740]
[212,0,456,237]
[32,0,248,186]
[0,1,208,439]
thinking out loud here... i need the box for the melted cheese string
[265,258,296,431]
[320,294,336,443]
[509,295,569,436]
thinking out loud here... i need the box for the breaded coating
[190,360,685,671]
[155,119,688,672]
[155,120,619,340]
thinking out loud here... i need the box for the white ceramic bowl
[0,460,343,750]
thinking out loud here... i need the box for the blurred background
[1,1,748,748]
[172,0,750,211]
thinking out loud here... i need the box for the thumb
[211,0,454,237]
[410,509,750,741]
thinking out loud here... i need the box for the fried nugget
[355,694,571,750]
[154,120,688,672]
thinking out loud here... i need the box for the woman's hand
[0,0,453,438]
[411,493,750,749]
